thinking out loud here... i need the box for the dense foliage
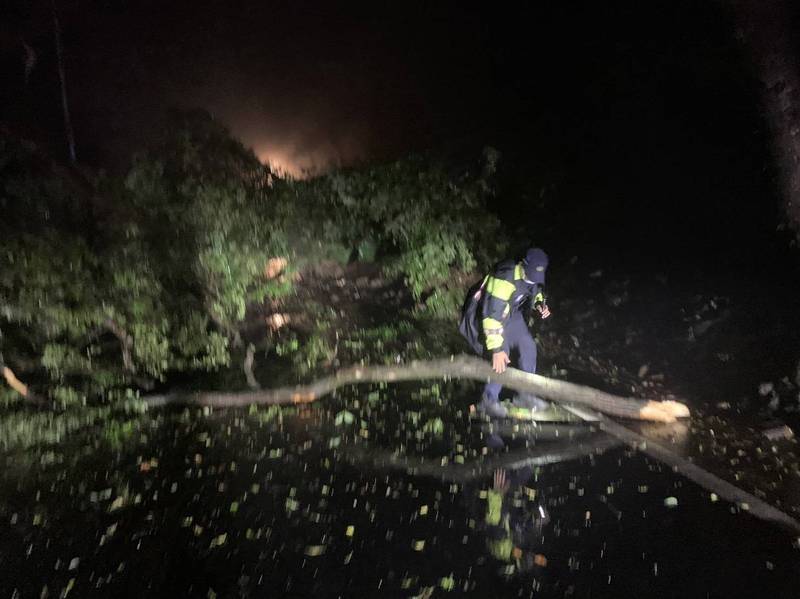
[287,147,505,315]
[1,112,287,405]
[0,110,503,408]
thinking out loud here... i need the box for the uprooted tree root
[146,354,689,422]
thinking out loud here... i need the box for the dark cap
[523,248,548,284]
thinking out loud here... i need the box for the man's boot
[477,394,509,419]
[512,393,550,412]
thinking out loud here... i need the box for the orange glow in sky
[251,136,352,179]
[255,148,304,179]
[254,142,336,179]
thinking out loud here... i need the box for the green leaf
[334,410,355,427]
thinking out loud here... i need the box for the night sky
[0,3,764,164]
[3,1,799,261]
[6,1,502,172]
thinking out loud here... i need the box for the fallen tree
[143,355,800,532]
[146,354,689,422]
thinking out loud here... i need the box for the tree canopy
[1,110,503,405]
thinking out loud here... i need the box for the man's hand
[492,351,510,374]
[493,468,510,493]
[536,304,551,319]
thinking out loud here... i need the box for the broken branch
[103,318,136,373]
[1,364,47,407]
[243,343,260,390]
[145,354,689,422]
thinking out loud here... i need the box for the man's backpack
[458,275,488,355]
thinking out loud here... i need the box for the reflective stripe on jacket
[480,260,544,354]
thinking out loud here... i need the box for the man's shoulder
[491,259,517,279]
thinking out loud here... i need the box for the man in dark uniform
[459,247,551,418]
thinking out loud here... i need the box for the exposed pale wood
[145,354,689,422]
[1,364,47,406]
[2,365,29,397]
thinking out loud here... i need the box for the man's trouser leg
[509,313,537,375]
[483,379,502,402]
[482,312,536,400]
[508,313,548,410]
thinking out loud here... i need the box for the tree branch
[145,354,689,422]
[103,318,136,373]
[243,343,260,390]
[1,363,48,407]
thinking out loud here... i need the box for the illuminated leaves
[288,151,504,317]
[334,410,356,427]
[423,418,444,436]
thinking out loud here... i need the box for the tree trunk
[51,0,77,163]
[729,0,800,238]
[141,355,798,532]
[145,354,689,422]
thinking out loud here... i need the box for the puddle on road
[2,382,799,598]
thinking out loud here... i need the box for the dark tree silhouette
[730,0,800,240]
